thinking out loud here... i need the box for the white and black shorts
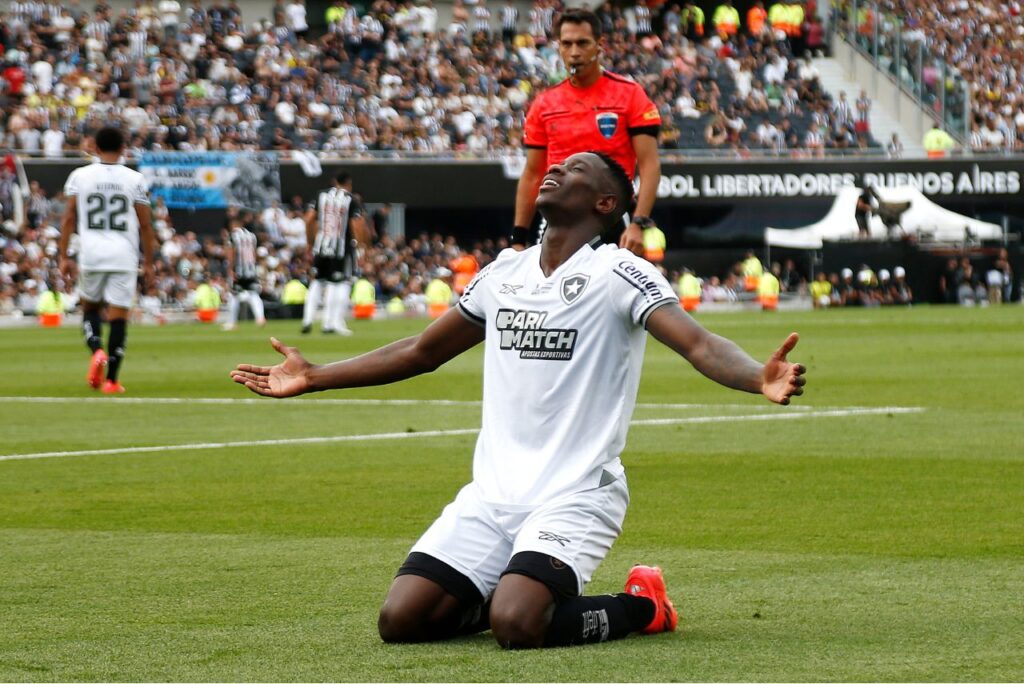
[312,255,352,283]
[232,277,262,294]
[401,475,629,602]
[79,270,137,309]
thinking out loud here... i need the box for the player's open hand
[761,332,806,405]
[620,223,645,256]
[230,337,313,398]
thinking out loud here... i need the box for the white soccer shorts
[409,474,629,599]
[80,270,138,309]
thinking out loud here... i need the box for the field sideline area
[1,306,1022,681]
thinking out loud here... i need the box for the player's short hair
[588,151,636,224]
[94,126,125,153]
[555,7,602,40]
[335,171,352,187]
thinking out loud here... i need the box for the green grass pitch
[1,306,1022,681]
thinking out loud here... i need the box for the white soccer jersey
[457,239,678,506]
[64,162,150,271]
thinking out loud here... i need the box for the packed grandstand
[0,0,1018,318]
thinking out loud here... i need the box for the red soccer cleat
[87,349,108,389]
[100,380,125,395]
[625,565,679,634]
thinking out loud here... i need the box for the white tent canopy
[764,186,1003,249]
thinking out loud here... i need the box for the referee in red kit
[512,7,662,255]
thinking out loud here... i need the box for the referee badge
[560,273,590,305]
[595,111,619,139]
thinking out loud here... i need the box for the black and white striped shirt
[855,95,871,123]
[832,98,852,130]
[230,227,259,280]
[634,3,651,35]
[84,19,112,43]
[500,5,518,32]
[528,7,543,36]
[313,186,363,259]
[473,5,491,33]
[128,29,148,59]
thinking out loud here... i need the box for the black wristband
[631,215,654,228]
[511,225,532,246]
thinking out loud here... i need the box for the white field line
[0,406,924,463]
[0,396,912,412]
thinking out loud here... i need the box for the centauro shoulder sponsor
[614,260,663,302]
[495,308,578,360]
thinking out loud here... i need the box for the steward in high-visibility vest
[194,282,221,322]
[425,271,453,319]
[747,0,767,35]
[280,279,307,305]
[923,125,955,158]
[809,273,832,308]
[37,288,64,327]
[759,271,780,310]
[642,224,666,264]
[449,253,479,295]
[787,2,804,37]
[768,1,788,36]
[682,1,705,37]
[741,252,764,292]
[678,270,702,312]
[385,296,406,317]
[352,278,377,319]
[713,1,740,36]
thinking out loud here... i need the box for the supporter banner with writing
[139,152,281,210]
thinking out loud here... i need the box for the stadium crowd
[0,0,864,158]
[2,0,1021,315]
[839,0,1024,153]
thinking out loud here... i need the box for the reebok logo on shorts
[538,530,571,546]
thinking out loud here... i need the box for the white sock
[303,279,323,327]
[324,281,341,330]
[330,281,352,330]
[225,293,240,325]
[248,291,265,322]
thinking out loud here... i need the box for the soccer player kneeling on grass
[231,152,807,649]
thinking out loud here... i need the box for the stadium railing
[9,147,1022,162]
[831,0,971,143]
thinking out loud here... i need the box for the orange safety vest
[747,6,767,34]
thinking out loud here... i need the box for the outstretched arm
[645,304,806,404]
[230,307,486,398]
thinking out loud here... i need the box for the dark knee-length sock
[106,319,127,381]
[543,593,654,646]
[83,311,103,352]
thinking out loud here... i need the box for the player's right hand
[231,337,313,398]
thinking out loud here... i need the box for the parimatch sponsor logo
[496,308,578,360]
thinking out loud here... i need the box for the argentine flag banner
[139,152,281,210]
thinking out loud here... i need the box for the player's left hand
[142,262,155,290]
[59,256,75,280]
[231,337,313,398]
[620,223,644,256]
[761,332,806,405]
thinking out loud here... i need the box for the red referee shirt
[523,71,661,180]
